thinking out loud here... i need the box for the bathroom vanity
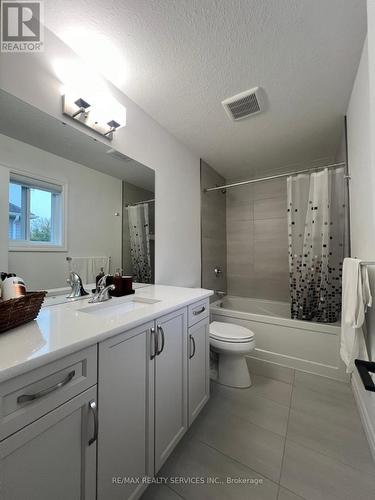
[0,285,212,500]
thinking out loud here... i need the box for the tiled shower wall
[201,161,227,294]
[201,162,289,302]
[226,177,289,301]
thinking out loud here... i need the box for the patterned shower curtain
[127,203,152,283]
[287,167,346,323]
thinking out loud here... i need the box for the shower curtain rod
[125,199,155,207]
[204,161,347,193]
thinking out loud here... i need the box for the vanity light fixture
[71,97,91,118]
[104,120,121,137]
[62,93,126,140]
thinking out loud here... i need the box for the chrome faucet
[66,272,89,298]
[89,275,115,303]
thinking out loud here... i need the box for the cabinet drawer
[0,386,97,500]
[0,345,97,440]
[188,299,209,327]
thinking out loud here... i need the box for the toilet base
[217,353,252,388]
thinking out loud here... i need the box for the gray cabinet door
[97,322,154,500]
[188,318,210,426]
[0,386,97,500]
[154,308,188,472]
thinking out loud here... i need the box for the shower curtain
[126,203,152,283]
[287,167,346,323]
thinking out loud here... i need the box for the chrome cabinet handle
[17,370,76,404]
[150,327,156,360]
[88,400,98,446]
[156,325,165,355]
[189,335,196,359]
[193,306,206,316]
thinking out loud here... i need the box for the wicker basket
[0,291,47,333]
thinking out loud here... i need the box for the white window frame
[9,171,68,252]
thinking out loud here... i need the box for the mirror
[0,90,155,291]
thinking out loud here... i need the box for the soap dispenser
[112,268,122,296]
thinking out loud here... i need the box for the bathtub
[210,296,347,381]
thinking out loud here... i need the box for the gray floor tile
[189,404,285,482]
[210,382,290,436]
[287,408,375,475]
[144,371,374,500]
[250,374,293,407]
[247,358,295,384]
[280,440,375,500]
[141,484,183,500]
[293,371,352,400]
[160,437,278,500]
[291,384,360,429]
[278,487,305,500]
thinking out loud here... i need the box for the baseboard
[351,371,375,462]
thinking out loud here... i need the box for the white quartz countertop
[0,285,213,383]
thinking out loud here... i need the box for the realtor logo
[1,1,44,52]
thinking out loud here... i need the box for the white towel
[68,256,110,285]
[340,258,372,373]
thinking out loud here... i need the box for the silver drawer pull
[189,335,196,359]
[156,325,165,355]
[17,370,76,404]
[193,306,206,316]
[88,400,98,446]
[150,327,157,360]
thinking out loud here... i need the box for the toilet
[209,321,255,388]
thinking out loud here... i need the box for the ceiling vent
[222,87,263,121]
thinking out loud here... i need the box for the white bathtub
[210,296,347,381]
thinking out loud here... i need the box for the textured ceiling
[45,0,367,180]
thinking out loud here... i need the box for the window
[9,174,65,249]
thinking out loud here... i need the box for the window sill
[9,245,68,253]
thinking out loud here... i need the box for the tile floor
[142,369,375,500]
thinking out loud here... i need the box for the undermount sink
[78,296,160,319]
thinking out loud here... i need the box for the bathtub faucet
[215,290,226,298]
[214,267,223,277]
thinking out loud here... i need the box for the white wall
[347,41,375,265]
[0,133,122,290]
[0,27,201,288]
[0,165,9,272]
[346,27,375,458]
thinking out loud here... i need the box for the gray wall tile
[227,178,289,301]
[254,197,287,220]
[251,178,287,200]
[201,161,227,293]
[202,170,289,301]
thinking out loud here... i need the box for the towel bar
[355,359,375,392]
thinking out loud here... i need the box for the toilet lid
[209,321,254,342]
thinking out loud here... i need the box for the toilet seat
[210,321,254,343]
